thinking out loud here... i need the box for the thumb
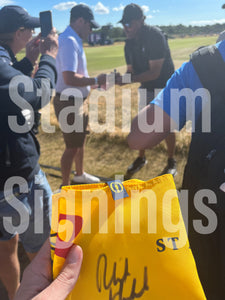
[38,245,83,299]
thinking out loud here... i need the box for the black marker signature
[96,254,149,300]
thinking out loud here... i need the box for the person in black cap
[53,4,107,186]
[116,3,176,179]
[0,5,58,299]
[0,5,41,67]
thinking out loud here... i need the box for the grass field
[169,35,216,67]
[87,35,217,72]
[86,35,217,73]
[16,34,218,192]
[35,35,219,192]
[85,43,126,73]
[17,35,217,72]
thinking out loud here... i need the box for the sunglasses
[122,22,131,28]
[19,27,35,33]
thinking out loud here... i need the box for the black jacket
[0,46,57,190]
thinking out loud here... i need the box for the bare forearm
[131,58,164,83]
[64,74,96,87]
[127,126,169,150]
[131,69,160,83]
[127,104,175,150]
[63,72,106,87]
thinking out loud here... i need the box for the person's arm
[21,30,58,110]
[14,240,83,300]
[117,31,165,85]
[0,29,58,113]
[63,70,106,87]
[131,58,164,83]
[127,61,199,151]
[14,35,41,76]
[13,57,34,76]
[130,27,167,83]
[116,59,164,86]
[127,103,176,150]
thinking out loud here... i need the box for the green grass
[168,35,217,64]
[85,43,125,74]
[169,36,216,51]
[85,35,217,73]
[17,35,217,72]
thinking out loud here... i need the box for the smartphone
[39,10,53,38]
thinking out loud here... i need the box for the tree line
[160,23,225,37]
[95,23,225,41]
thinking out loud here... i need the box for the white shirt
[55,25,90,98]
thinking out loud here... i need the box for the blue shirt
[152,40,225,130]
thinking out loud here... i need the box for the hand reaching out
[97,73,107,86]
[115,73,128,85]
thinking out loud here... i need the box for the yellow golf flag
[51,175,206,299]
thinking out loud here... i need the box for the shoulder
[142,25,163,35]
[149,26,165,39]
[59,27,80,45]
[59,34,80,51]
[140,25,165,45]
[0,46,11,64]
[0,58,21,82]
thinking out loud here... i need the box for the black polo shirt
[125,25,174,91]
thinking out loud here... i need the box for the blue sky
[1,0,225,32]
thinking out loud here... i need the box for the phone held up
[39,10,53,38]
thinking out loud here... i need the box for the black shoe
[160,158,177,177]
[126,156,147,175]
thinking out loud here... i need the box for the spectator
[14,240,83,300]
[116,3,176,178]
[217,4,225,42]
[0,5,58,300]
[127,40,225,299]
[53,4,107,186]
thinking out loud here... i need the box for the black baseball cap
[118,3,144,24]
[0,5,40,33]
[70,4,100,28]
